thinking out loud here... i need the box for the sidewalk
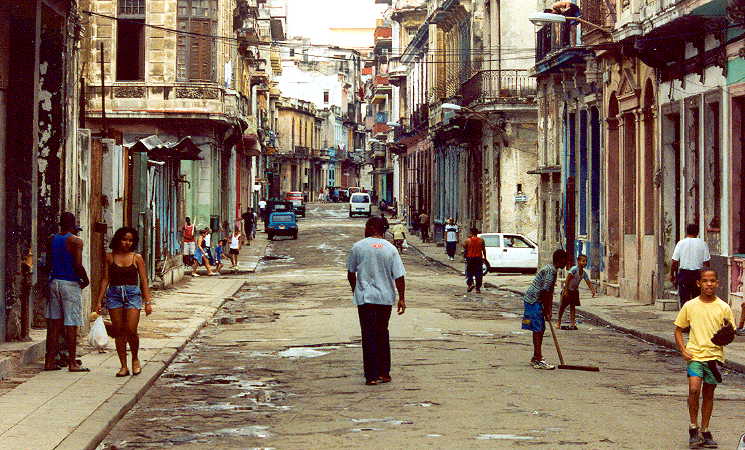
[406,237,745,374]
[0,236,268,450]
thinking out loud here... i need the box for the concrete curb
[0,333,46,381]
[407,240,745,375]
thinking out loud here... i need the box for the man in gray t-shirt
[347,217,406,385]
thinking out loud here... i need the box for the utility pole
[100,41,107,137]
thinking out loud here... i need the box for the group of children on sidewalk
[522,249,738,448]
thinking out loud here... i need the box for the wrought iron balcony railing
[460,69,537,106]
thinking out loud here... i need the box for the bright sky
[286,0,388,45]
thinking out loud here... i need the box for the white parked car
[479,233,539,272]
[349,193,372,217]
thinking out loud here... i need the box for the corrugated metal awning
[127,135,203,161]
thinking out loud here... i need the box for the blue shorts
[46,279,83,326]
[522,301,545,332]
[105,285,143,310]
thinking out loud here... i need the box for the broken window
[623,113,637,234]
[579,109,588,236]
[703,98,721,253]
[117,0,145,81]
[177,0,218,81]
[733,96,745,254]
[685,100,701,229]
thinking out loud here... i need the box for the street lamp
[528,12,611,33]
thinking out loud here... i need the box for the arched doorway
[606,93,620,283]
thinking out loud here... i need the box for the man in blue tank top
[44,212,90,372]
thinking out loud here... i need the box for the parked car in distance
[284,191,306,217]
[267,211,298,241]
[349,192,372,217]
[479,233,538,273]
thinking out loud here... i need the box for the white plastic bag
[88,316,109,351]
[402,239,409,249]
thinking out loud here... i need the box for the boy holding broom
[521,249,567,370]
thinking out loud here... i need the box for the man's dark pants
[677,269,701,307]
[420,226,429,242]
[446,241,457,258]
[466,257,483,289]
[357,303,392,382]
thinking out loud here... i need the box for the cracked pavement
[100,204,745,449]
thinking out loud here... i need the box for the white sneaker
[531,359,555,370]
[192,273,200,277]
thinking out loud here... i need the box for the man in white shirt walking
[347,217,406,385]
[671,224,711,308]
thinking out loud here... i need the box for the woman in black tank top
[94,227,153,377]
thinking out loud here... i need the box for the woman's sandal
[131,360,142,376]
[116,368,130,377]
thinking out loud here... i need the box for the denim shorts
[46,279,83,326]
[522,301,545,332]
[105,285,143,310]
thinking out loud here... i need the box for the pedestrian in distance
[418,211,430,243]
[44,212,90,372]
[204,227,215,266]
[182,217,196,267]
[229,227,242,271]
[242,208,255,246]
[673,269,735,448]
[463,227,487,293]
[444,218,459,261]
[194,229,217,276]
[737,302,745,336]
[522,249,567,370]
[214,239,226,273]
[94,227,153,377]
[258,198,267,226]
[671,224,711,308]
[557,254,597,330]
[390,221,408,253]
[347,217,406,386]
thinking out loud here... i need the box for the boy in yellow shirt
[673,269,735,448]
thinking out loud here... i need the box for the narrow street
[96,203,745,449]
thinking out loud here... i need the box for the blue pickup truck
[267,211,298,241]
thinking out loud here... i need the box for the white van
[349,193,372,217]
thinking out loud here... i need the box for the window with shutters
[177,0,218,82]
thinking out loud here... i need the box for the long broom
[547,320,600,372]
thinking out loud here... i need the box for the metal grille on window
[119,0,145,16]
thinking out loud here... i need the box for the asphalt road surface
[101,203,745,449]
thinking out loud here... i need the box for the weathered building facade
[530,0,745,314]
[81,0,279,286]
[1,0,85,342]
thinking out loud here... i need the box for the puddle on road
[351,418,414,425]
[476,434,536,440]
[277,347,331,358]
[405,401,440,408]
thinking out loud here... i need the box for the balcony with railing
[460,69,537,106]
[410,104,429,131]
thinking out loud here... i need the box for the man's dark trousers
[466,257,483,289]
[677,268,701,307]
[357,303,392,382]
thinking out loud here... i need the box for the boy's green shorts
[686,361,720,385]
